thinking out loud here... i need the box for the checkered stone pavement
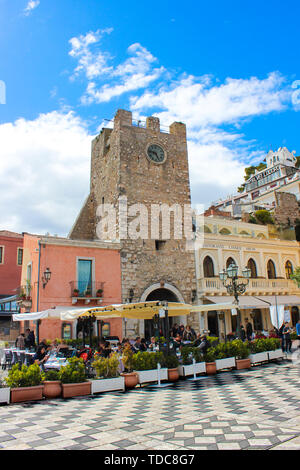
[0,360,299,450]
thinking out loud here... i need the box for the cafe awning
[79,301,237,320]
[204,295,300,309]
[204,296,268,309]
[12,306,89,322]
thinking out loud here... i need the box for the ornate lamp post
[219,263,251,339]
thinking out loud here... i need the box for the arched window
[247,258,258,278]
[267,260,276,279]
[285,261,293,279]
[226,257,236,269]
[203,256,215,278]
[219,228,231,235]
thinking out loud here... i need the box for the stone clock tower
[70,109,198,337]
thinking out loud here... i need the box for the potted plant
[203,348,217,375]
[178,347,206,377]
[58,357,91,398]
[228,340,251,370]
[214,343,236,371]
[132,351,168,384]
[121,345,138,389]
[85,288,92,298]
[248,339,269,364]
[73,289,79,297]
[96,289,103,298]
[91,353,125,393]
[6,363,44,403]
[0,378,10,405]
[42,369,62,399]
[162,354,179,382]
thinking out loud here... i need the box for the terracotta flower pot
[206,362,217,375]
[121,372,138,390]
[61,382,91,398]
[236,358,251,370]
[10,385,44,403]
[168,368,179,382]
[43,381,62,399]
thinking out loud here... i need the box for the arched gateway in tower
[70,109,198,338]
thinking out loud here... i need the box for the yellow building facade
[196,216,300,339]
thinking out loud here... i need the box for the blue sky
[1,0,300,235]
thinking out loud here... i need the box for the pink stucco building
[19,233,122,342]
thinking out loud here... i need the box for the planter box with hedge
[58,357,91,398]
[213,343,236,370]
[178,347,206,377]
[6,363,44,403]
[133,351,168,384]
[0,379,10,404]
[91,353,125,393]
[248,338,272,364]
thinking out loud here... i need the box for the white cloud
[24,0,40,16]
[69,32,165,104]
[0,111,93,235]
[69,29,114,80]
[130,72,290,205]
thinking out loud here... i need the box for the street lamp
[219,263,251,339]
[42,268,52,288]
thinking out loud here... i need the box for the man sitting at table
[33,345,49,371]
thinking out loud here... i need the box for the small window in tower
[155,240,166,251]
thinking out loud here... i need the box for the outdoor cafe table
[3,348,35,366]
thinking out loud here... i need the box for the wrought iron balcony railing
[70,281,105,299]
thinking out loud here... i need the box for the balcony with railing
[198,277,299,296]
[16,284,33,310]
[70,281,105,305]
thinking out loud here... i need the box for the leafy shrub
[5,363,43,388]
[248,338,280,353]
[207,336,219,347]
[162,355,179,369]
[132,351,164,371]
[92,353,120,379]
[58,357,86,384]
[203,348,217,363]
[181,347,203,365]
[122,345,135,373]
[42,369,60,381]
[226,340,250,359]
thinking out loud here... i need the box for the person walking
[296,320,300,349]
[282,322,292,354]
[15,333,25,350]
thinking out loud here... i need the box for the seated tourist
[148,336,157,351]
[197,335,209,355]
[140,338,147,352]
[183,325,196,342]
[33,345,49,371]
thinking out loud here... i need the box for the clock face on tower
[147,144,166,164]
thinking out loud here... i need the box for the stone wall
[274,191,300,226]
